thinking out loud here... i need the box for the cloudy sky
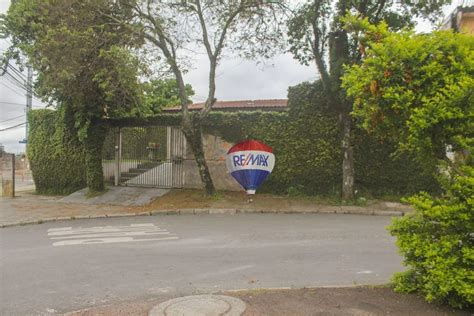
[0,0,465,153]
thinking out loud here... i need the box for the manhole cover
[149,295,246,316]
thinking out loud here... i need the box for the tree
[342,25,474,308]
[142,79,194,114]
[287,0,450,200]
[342,27,474,171]
[2,0,146,192]
[100,0,285,196]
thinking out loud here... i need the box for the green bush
[28,108,87,194]
[389,166,474,308]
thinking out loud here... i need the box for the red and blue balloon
[226,140,275,195]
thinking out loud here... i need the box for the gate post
[114,127,122,186]
[0,153,15,197]
[166,126,172,161]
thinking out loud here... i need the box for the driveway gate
[104,126,186,188]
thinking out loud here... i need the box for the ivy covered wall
[204,81,440,197]
[28,108,86,194]
[29,81,438,197]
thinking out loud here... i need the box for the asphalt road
[0,214,403,315]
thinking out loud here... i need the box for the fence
[102,126,186,188]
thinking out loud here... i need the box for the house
[164,99,288,113]
[441,6,474,34]
[104,99,288,191]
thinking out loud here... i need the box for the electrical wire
[0,114,25,123]
[0,100,27,106]
[0,81,26,97]
[0,122,26,132]
[7,64,27,80]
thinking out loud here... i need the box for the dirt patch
[145,189,411,213]
[146,189,292,211]
[65,287,471,316]
[231,287,471,316]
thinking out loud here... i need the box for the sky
[0,0,467,153]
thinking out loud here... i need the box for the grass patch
[86,188,109,198]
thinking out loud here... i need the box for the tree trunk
[84,121,106,193]
[182,115,216,196]
[341,111,354,200]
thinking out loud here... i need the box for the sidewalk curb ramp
[0,207,405,228]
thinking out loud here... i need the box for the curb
[0,207,405,228]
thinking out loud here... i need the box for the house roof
[164,99,288,112]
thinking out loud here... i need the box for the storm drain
[149,295,246,316]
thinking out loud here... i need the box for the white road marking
[52,236,179,246]
[48,228,167,236]
[356,270,374,274]
[48,223,178,247]
[50,231,171,239]
[47,227,72,232]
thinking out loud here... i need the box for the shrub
[28,108,87,194]
[389,166,474,308]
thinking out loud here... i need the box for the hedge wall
[28,107,87,194]
[206,81,440,197]
[32,81,438,197]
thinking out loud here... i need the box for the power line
[0,114,25,123]
[0,122,26,132]
[2,64,42,100]
[0,77,43,105]
[7,64,27,80]
[0,100,26,106]
[0,80,26,97]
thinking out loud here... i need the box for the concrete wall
[0,153,15,197]
[183,133,241,191]
[460,13,474,34]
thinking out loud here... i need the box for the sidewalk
[65,287,469,316]
[0,187,412,228]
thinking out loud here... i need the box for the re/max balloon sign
[226,140,275,195]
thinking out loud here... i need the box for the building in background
[441,5,474,34]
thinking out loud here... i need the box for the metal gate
[104,126,186,188]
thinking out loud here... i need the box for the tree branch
[199,1,246,119]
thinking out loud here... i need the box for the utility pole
[25,65,32,143]
[20,65,32,145]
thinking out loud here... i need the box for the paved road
[0,214,403,315]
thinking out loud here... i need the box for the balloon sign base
[226,140,275,198]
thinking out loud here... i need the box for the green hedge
[389,166,474,308]
[28,108,86,194]
[206,81,439,197]
[31,81,438,197]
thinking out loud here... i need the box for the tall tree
[287,0,450,200]
[2,0,146,192]
[100,0,285,196]
[342,25,474,172]
[342,25,473,308]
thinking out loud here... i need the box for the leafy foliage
[286,0,450,200]
[343,22,474,309]
[343,29,474,168]
[28,108,86,195]
[142,79,194,115]
[2,0,146,192]
[389,166,474,308]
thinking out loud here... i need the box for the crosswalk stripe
[52,236,179,246]
[47,223,178,247]
[48,228,167,236]
[50,231,171,240]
